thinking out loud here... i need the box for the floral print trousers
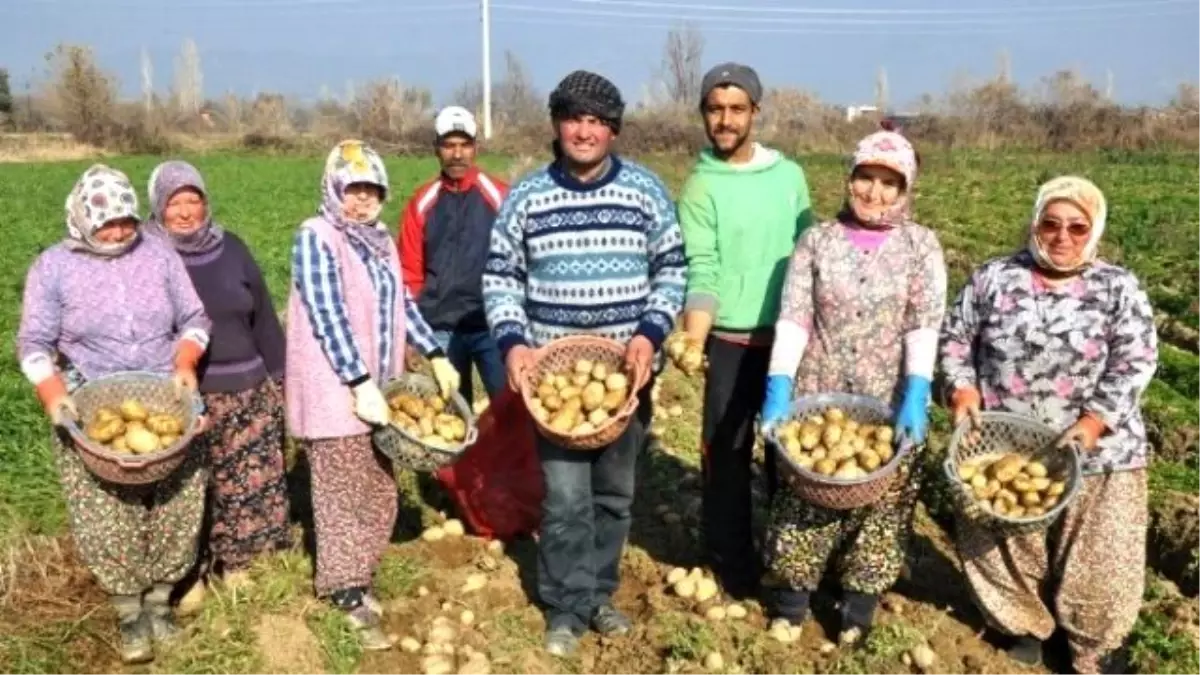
[303,434,398,596]
[957,469,1147,674]
[764,450,923,595]
[54,431,207,596]
[198,379,292,573]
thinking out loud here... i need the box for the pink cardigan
[285,217,407,440]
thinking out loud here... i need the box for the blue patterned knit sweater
[483,155,687,358]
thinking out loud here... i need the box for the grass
[0,148,1196,673]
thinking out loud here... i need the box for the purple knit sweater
[177,232,286,393]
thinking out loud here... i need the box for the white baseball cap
[435,106,477,139]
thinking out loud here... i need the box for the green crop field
[0,149,1196,674]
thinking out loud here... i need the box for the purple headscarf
[143,160,225,254]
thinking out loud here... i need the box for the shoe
[1007,635,1043,666]
[111,595,153,664]
[590,604,632,636]
[344,604,396,651]
[144,584,181,643]
[838,591,878,647]
[176,577,207,617]
[544,625,579,657]
[362,592,384,618]
[767,587,811,624]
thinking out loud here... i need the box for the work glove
[894,375,932,446]
[36,375,78,426]
[429,357,461,400]
[760,375,794,432]
[173,367,199,398]
[950,386,983,429]
[351,379,391,426]
[1057,413,1106,452]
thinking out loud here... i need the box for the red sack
[435,387,544,540]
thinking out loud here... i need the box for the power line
[491,15,1006,36]
[564,0,1195,17]
[14,0,474,10]
[492,2,1196,26]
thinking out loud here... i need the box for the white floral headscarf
[63,164,141,257]
[840,130,919,229]
[1028,175,1108,274]
[317,140,393,258]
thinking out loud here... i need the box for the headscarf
[143,160,225,254]
[319,139,393,258]
[1028,175,1107,274]
[63,164,141,257]
[838,130,919,230]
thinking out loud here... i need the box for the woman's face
[163,187,208,236]
[92,217,138,244]
[849,164,905,222]
[1036,199,1092,269]
[342,182,383,222]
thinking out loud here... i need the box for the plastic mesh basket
[61,371,203,486]
[373,373,477,473]
[766,392,912,510]
[943,411,1083,536]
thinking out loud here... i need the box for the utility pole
[481,0,493,139]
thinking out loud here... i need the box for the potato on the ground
[957,451,1070,521]
[774,408,896,481]
[529,357,635,435]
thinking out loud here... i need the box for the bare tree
[449,78,484,117]
[173,37,203,115]
[661,25,705,104]
[493,51,540,127]
[140,47,154,112]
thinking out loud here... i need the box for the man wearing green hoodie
[675,62,814,599]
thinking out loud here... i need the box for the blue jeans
[432,329,506,404]
[536,381,653,633]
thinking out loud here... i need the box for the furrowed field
[0,150,1196,674]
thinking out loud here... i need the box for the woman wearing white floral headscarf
[16,164,212,664]
[285,140,459,650]
[758,130,947,645]
[940,176,1158,673]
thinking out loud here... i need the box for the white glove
[429,357,461,400]
[351,380,390,426]
[49,395,79,426]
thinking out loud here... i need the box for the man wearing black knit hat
[483,70,688,656]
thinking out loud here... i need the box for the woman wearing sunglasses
[939,176,1158,673]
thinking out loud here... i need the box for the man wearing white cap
[398,106,509,402]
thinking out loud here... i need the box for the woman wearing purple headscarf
[144,160,292,600]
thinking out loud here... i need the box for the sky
[2,0,1197,111]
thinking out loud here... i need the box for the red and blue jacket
[398,166,508,332]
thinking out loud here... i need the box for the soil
[1149,492,1200,596]
[255,613,325,674]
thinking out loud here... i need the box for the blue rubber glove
[761,375,794,430]
[894,375,932,445]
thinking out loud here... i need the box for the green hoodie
[677,143,814,332]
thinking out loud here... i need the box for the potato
[605,373,628,393]
[981,479,1002,500]
[1007,505,1027,519]
[159,433,179,448]
[532,406,550,423]
[95,407,122,424]
[1010,476,1033,493]
[990,454,1025,483]
[111,436,129,453]
[821,425,843,447]
[574,359,595,375]
[970,473,988,490]
[537,383,557,400]
[397,395,427,419]
[992,498,1009,516]
[810,446,827,461]
[795,454,816,470]
[86,418,121,443]
[588,408,610,426]
[553,374,570,391]
[559,386,582,402]
[602,389,626,411]
[125,426,160,454]
[1029,477,1051,492]
[419,416,435,438]
[1025,461,1048,478]
[549,410,575,434]
[563,397,583,415]
[119,399,149,422]
[858,449,882,471]
[581,381,607,412]
[1046,481,1066,497]
[972,483,992,500]
[680,349,704,372]
[1026,506,1046,517]
[1021,491,1041,506]
[427,395,447,413]
[1042,495,1060,509]
[574,421,596,435]
[799,425,821,450]
[874,426,894,444]
[592,363,609,381]
[825,408,846,424]
[543,394,564,412]
[850,436,867,453]
[875,442,894,463]
[540,373,556,389]
[571,372,592,388]
[147,414,182,436]
[814,459,838,475]
[674,578,697,598]
[833,463,862,480]
[996,488,1019,506]
[126,420,147,434]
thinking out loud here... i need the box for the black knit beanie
[548,70,625,134]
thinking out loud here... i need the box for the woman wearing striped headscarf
[940,176,1158,673]
[285,140,460,650]
[758,130,947,645]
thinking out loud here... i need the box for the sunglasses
[1037,220,1091,238]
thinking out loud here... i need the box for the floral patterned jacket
[939,252,1159,475]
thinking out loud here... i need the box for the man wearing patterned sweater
[483,70,687,656]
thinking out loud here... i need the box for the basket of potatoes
[766,393,912,510]
[944,411,1083,535]
[520,335,644,451]
[62,371,204,486]
[373,373,477,473]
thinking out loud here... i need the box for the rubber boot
[144,584,180,643]
[111,594,153,664]
[768,587,811,625]
[838,591,879,647]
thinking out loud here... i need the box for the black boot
[767,587,811,624]
[111,594,153,664]
[838,591,879,647]
[1007,635,1043,666]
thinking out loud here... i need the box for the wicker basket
[766,392,911,510]
[943,411,1083,536]
[373,373,477,472]
[61,371,204,486]
[520,335,644,451]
